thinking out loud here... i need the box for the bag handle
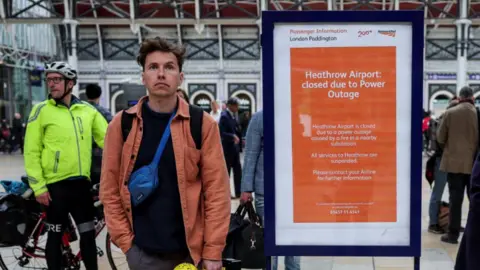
[243,201,262,226]
[234,203,249,219]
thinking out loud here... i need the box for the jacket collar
[47,94,82,107]
[125,95,190,119]
[458,99,475,106]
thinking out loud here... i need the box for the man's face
[46,73,71,99]
[228,104,239,113]
[142,51,183,98]
[211,101,218,111]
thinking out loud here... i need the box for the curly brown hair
[136,37,186,71]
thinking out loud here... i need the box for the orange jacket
[99,96,231,265]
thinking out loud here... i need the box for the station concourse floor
[0,153,467,270]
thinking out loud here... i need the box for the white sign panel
[273,23,413,246]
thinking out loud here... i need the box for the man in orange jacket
[100,37,231,270]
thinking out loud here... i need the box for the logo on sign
[357,30,372,38]
[378,30,396,37]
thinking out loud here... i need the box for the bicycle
[0,177,128,270]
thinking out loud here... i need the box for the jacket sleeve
[99,114,133,253]
[200,116,231,261]
[92,110,108,149]
[437,112,449,146]
[24,104,47,196]
[219,114,235,142]
[241,112,262,193]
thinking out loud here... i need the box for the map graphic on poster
[290,46,397,223]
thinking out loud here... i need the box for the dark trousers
[46,179,98,270]
[447,173,471,238]
[225,150,242,197]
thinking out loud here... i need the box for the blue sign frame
[262,10,424,259]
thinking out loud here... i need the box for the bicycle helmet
[44,61,77,80]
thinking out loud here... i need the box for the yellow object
[174,263,197,270]
[174,262,226,270]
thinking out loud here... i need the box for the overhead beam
[129,0,142,42]
[195,0,201,20]
[194,0,205,33]
[89,0,104,63]
[3,17,259,25]
[173,0,183,44]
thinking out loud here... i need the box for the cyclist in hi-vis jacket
[23,61,108,270]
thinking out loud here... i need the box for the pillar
[67,23,79,97]
[455,0,471,94]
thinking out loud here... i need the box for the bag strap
[244,201,262,226]
[121,111,135,142]
[151,111,176,165]
[234,203,248,218]
[122,105,203,150]
[189,104,203,150]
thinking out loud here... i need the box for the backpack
[1,129,10,140]
[120,104,204,150]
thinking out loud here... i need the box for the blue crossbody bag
[128,111,176,207]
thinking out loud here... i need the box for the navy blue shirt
[131,101,188,255]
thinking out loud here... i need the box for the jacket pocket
[53,151,60,173]
[184,147,201,182]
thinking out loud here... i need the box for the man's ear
[179,72,184,86]
[141,71,145,85]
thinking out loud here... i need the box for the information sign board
[261,11,424,263]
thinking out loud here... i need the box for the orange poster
[291,46,397,223]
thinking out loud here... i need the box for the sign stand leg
[265,256,271,270]
[414,256,420,270]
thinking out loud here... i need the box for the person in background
[219,97,243,199]
[437,86,478,244]
[423,111,432,151]
[9,113,24,154]
[24,61,108,270]
[0,120,11,153]
[86,84,113,123]
[428,98,460,234]
[210,100,221,122]
[241,110,300,270]
[240,111,251,138]
[86,84,113,186]
[177,88,189,104]
[100,37,230,270]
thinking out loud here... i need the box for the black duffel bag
[0,193,40,247]
[0,193,29,246]
[223,201,266,269]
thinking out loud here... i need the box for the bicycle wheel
[105,233,128,270]
[0,240,48,270]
